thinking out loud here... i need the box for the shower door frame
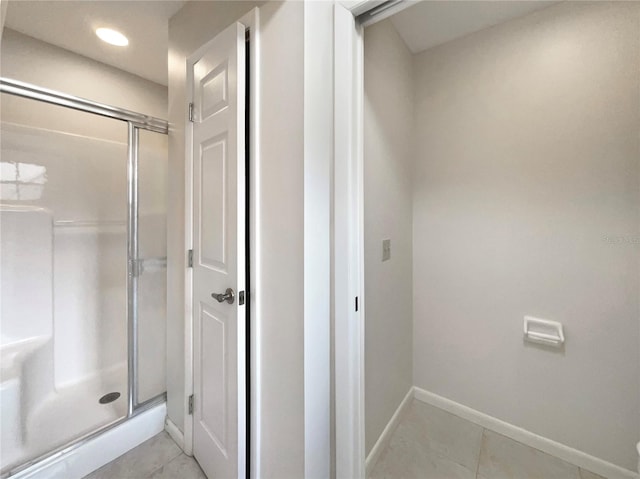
[0,77,169,477]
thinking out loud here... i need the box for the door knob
[212,288,235,304]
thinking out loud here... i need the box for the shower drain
[99,392,121,404]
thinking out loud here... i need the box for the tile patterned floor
[369,399,608,479]
[85,402,611,479]
[84,432,206,479]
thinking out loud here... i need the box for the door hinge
[188,249,193,268]
[188,102,194,122]
[188,394,194,415]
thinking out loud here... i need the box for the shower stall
[0,78,168,477]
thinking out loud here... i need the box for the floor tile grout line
[407,435,481,474]
[150,435,185,477]
[144,450,184,479]
[146,457,170,478]
[474,428,485,479]
[410,399,490,474]
[482,428,587,476]
[411,421,486,473]
[372,401,601,479]
[416,400,599,477]
[387,419,483,478]
[167,446,184,463]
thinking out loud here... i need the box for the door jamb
[333,1,411,477]
[184,8,260,472]
[333,3,365,478]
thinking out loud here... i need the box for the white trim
[341,0,412,24]
[304,2,333,477]
[247,7,261,479]
[356,1,413,26]
[333,3,365,479]
[340,0,382,16]
[11,404,165,479]
[183,34,194,456]
[183,7,260,475]
[334,2,404,477]
[413,387,639,479]
[365,387,414,477]
[164,417,185,452]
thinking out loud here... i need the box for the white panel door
[191,21,246,479]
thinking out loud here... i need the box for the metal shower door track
[0,77,168,133]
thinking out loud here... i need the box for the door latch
[212,288,235,304]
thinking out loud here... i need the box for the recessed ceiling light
[96,28,129,47]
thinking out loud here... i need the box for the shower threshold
[3,393,166,479]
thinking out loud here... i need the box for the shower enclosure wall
[0,78,168,477]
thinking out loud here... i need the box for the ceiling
[3,0,559,84]
[389,0,557,54]
[4,0,186,86]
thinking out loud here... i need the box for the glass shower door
[136,129,168,405]
[0,95,129,474]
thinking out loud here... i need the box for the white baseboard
[165,417,185,452]
[365,387,414,477]
[413,387,638,479]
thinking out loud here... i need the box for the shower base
[1,346,127,476]
[8,403,165,479]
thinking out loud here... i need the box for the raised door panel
[199,303,228,456]
[198,135,227,273]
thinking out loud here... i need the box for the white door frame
[184,7,260,468]
[333,4,365,478]
[332,2,411,478]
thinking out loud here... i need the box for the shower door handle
[212,288,235,304]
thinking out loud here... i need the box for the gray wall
[0,28,167,141]
[363,19,414,455]
[412,1,640,469]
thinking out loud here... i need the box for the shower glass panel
[0,95,129,474]
[136,129,168,404]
